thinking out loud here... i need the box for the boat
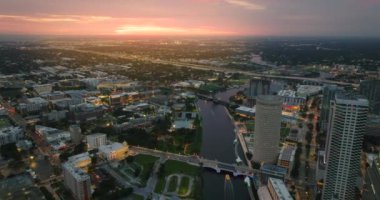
[233,139,237,144]
[225,174,231,181]
[236,156,242,163]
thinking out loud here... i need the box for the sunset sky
[0,0,379,37]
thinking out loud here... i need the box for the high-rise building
[86,133,107,149]
[320,85,342,132]
[359,79,380,115]
[69,125,82,145]
[63,157,91,200]
[247,78,271,106]
[252,95,282,164]
[322,93,369,200]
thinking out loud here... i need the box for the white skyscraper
[63,161,91,200]
[252,95,282,164]
[322,93,369,200]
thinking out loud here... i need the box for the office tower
[69,125,82,145]
[320,85,342,132]
[252,95,282,164]
[86,133,107,149]
[359,79,380,115]
[247,78,271,106]
[322,93,369,200]
[63,162,91,200]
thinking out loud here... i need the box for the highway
[58,48,358,87]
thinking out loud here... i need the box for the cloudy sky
[0,0,379,36]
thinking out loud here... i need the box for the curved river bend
[198,87,250,200]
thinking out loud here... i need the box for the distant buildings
[35,125,71,151]
[68,103,104,124]
[63,153,92,200]
[360,79,380,115]
[296,85,322,98]
[252,95,282,164]
[86,133,107,149]
[18,97,49,115]
[247,78,271,105]
[33,84,53,95]
[322,93,369,200]
[69,125,82,145]
[98,142,129,161]
[0,126,23,146]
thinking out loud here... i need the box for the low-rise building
[98,142,128,161]
[277,146,296,173]
[33,84,53,95]
[172,120,194,129]
[68,103,105,124]
[42,110,68,122]
[267,177,293,200]
[0,126,23,146]
[278,90,306,111]
[258,186,273,200]
[35,125,71,151]
[86,133,107,149]
[18,97,49,114]
[296,85,322,98]
[235,106,256,118]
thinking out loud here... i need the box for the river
[197,87,250,200]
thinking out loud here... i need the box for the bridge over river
[130,146,284,179]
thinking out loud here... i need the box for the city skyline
[0,0,380,37]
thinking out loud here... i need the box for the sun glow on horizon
[115,25,235,36]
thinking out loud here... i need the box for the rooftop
[335,92,369,106]
[279,146,296,162]
[98,142,127,154]
[63,162,90,181]
[269,177,293,200]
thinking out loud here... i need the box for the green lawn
[167,176,178,193]
[163,160,199,176]
[199,83,224,93]
[245,120,255,132]
[133,154,159,185]
[178,176,190,196]
[0,118,12,128]
[281,127,291,139]
[154,160,201,198]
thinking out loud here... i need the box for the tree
[246,152,253,160]
[8,160,25,170]
[0,143,22,161]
